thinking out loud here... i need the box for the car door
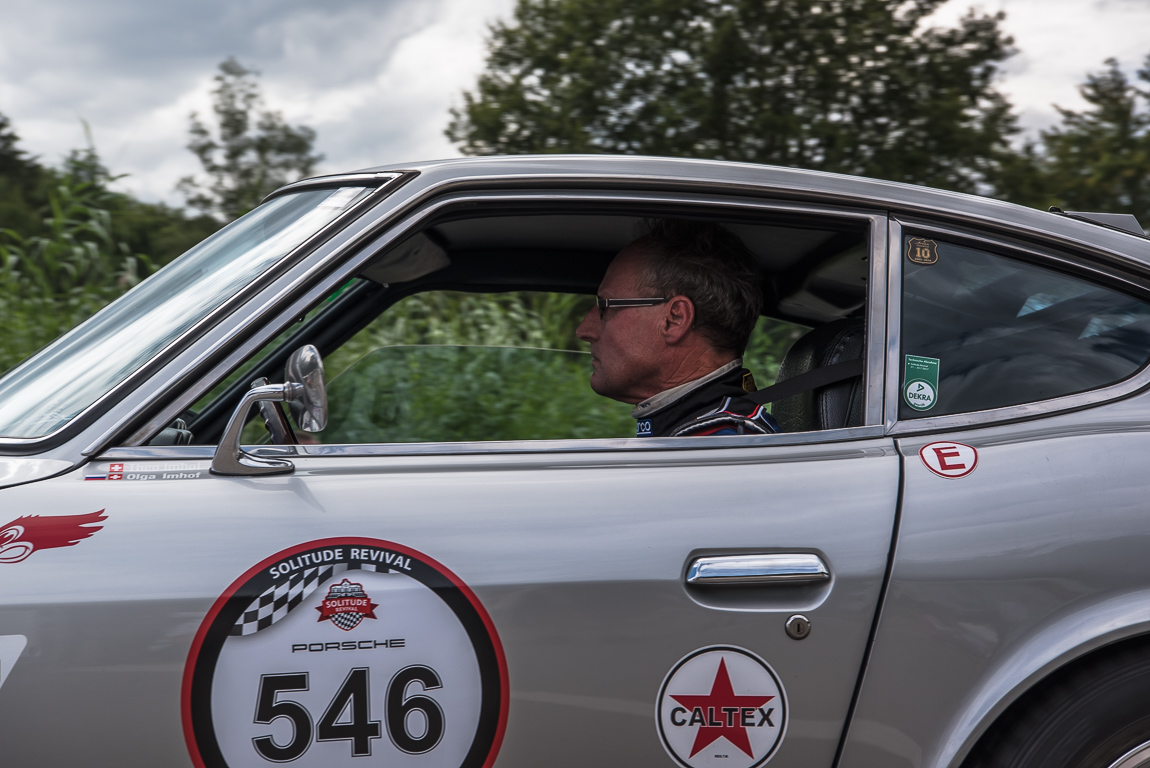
[0,186,900,768]
[839,221,1150,768]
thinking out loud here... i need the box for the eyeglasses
[596,296,670,319]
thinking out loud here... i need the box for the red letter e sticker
[919,441,978,479]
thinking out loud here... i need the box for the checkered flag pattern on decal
[230,562,382,636]
[231,564,340,636]
[330,611,365,631]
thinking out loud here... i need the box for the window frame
[123,189,892,454]
[886,216,1150,436]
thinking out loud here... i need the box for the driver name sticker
[84,461,210,481]
[904,355,940,411]
[657,646,788,768]
[183,538,507,768]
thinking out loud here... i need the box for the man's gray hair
[636,219,762,354]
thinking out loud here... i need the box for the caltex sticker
[183,538,507,768]
[919,441,978,478]
[657,646,787,768]
[904,355,940,411]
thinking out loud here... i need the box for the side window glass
[289,290,805,445]
[316,291,635,443]
[900,235,1150,419]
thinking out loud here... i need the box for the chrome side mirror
[285,344,328,432]
[210,345,328,476]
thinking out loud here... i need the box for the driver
[575,219,780,437]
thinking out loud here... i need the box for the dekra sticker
[904,355,940,411]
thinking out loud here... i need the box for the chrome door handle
[686,554,830,585]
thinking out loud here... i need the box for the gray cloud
[2,0,1148,206]
[0,0,513,203]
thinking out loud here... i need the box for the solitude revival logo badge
[315,578,378,631]
[656,646,788,768]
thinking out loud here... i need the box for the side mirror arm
[210,383,303,476]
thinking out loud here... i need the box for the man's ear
[661,295,695,345]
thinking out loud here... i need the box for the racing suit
[630,359,781,438]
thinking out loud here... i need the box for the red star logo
[670,658,774,758]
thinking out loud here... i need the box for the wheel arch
[936,591,1150,768]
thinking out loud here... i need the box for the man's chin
[588,374,616,400]
[589,376,639,405]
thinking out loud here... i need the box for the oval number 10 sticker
[183,538,507,768]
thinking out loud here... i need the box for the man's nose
[575,305,599,342]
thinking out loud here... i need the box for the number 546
[253,665,444,761]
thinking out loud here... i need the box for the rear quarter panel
[839,389,1150,768]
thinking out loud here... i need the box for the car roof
[321,154,1150,272]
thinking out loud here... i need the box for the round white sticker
[183,538,507,768]
[919,441,978,478]
[656,646,788,768]
[904,379,936,410]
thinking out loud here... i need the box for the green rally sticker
[904,355,939,411]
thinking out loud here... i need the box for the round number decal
[183,538,507,768]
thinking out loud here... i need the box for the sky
[0,0,1148,208]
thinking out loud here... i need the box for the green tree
[1001,56,1150,225]
[0,124,221,374]
[0,111,46,236]
[0,112,39,181]
[178,57,323,222]
[447,0,1019,193]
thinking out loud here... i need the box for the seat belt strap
[745,359,865,406]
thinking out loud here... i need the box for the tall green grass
[0,174,151,374]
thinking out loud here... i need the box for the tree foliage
[1000,56,1150,227]
[0,113,46,237]
[178,57,323,222]
[0,169,149,372]
[0,115,221,374]
[448,0,1019,193]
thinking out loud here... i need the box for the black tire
[965,637,1150,768]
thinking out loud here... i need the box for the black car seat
[771,318,866,432]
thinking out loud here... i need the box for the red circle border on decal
[181,537,509,768]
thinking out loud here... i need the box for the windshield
[0,185,373,439]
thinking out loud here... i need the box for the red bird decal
[0,510,107,564]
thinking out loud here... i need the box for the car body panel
[0,439,897,766]
[839,389,1150,768]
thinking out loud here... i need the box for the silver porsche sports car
[2,156,1149,768]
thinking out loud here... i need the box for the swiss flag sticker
[919,441,978,478]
